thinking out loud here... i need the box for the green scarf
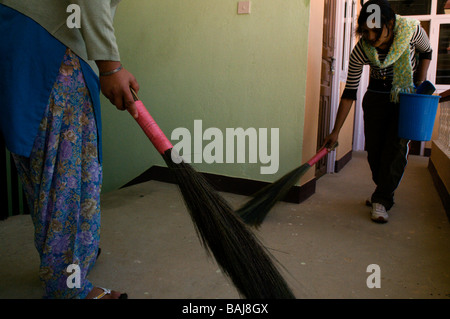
[362,15,420,102]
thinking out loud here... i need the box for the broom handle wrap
[307,147,329,166]
[132,101,173,154]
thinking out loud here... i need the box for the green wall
[101,0,311,193]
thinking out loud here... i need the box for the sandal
[90,287,128,299]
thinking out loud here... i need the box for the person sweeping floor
[0,0,138,299]
[0,0,295,299]
[322,0,432,223]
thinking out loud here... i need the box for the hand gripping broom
[236,143,338,227]
[129,89,295,299]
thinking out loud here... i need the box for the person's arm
[413,24,433,86]
[322,98,354,148]
[96,60,140,119]
[322,40,364,148]
[74,0,120,61]
[75,0,140,118]
[414,58,431,86]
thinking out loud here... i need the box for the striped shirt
[342,24,432,100]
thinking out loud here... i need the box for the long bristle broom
[236,143,338,227]
[129,89,295,299]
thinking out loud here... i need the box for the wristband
[99,64,123,76]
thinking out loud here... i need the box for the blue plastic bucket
[398,92,440,141]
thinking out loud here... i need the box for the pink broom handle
[307,142,338,166]
[129,89,173,154]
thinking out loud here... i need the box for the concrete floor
[0,151,449,299]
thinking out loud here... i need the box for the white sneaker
[371,203,388,223]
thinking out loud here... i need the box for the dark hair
[356,0,396,38]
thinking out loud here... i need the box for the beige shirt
[1,0,121,71]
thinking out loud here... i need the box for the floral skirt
[12,49,102,299]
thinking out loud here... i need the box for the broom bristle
[237,144,336,227]
[236,164,311,227]
[163,149,295,299]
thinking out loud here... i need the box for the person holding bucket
[323,0,432,223]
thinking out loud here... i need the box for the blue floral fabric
[13,50,102,299]
[0,4,102,162]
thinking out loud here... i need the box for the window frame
[387,0,450,93]
[339,0,357,82]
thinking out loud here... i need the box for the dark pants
[362,90,410,211]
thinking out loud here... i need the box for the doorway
[317,0,337,178]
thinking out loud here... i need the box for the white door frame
[327,0,363,173]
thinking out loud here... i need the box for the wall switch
[237,1,251,14]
